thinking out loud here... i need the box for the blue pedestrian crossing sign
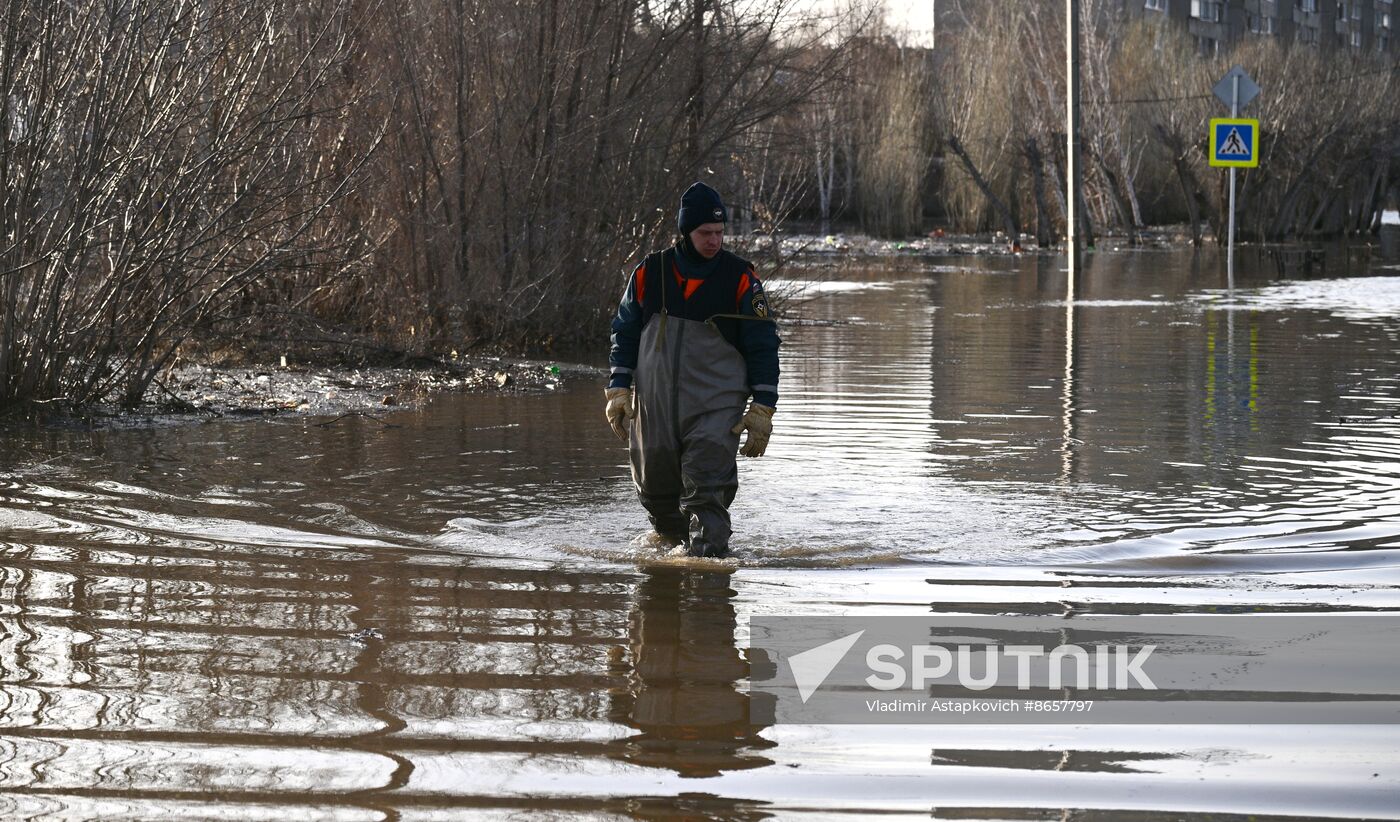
[1209,118,1259,168]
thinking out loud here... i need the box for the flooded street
[1,249,1398,820]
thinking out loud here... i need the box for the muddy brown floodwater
[1,248,1398,820]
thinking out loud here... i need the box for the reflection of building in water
[607,568,775,778]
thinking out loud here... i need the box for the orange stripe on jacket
[636,264,646,304]
[673,264,702,300]
[735,271,751,306]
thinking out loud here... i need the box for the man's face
[689,222,724,259]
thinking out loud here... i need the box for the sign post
[1210,66,1261,288]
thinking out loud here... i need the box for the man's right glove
[605,387,634,441]
[731,403,774,458]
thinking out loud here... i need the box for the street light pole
[1066,0,1083,294]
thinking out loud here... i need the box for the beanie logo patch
[713,208,724,219]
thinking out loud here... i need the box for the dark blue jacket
[609,244,780,408]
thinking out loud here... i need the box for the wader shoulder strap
[650,248,671,352]
[640,249,668,317]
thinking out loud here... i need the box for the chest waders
[629,276,750,556]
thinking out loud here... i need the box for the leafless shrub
[0,0,376,408]
[938,6,1023,236]
[854,51,936,238]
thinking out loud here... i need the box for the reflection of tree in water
[607,568,776,779]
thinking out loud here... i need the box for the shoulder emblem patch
[749,277,769,318]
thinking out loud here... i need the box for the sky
[788,0,937,46]
[883,0,936,45]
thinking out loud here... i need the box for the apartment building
[1122,0,1397,56]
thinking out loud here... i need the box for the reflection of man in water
[607,568,775,778]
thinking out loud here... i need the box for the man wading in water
[605,183,781,558]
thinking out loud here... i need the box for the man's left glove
[605,387,634,441]
[731,403,775,458]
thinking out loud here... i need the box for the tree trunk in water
[1181,161,1220,244]
[1307,166,1349,236]
[1154,123,1219,245]
[1091,147,1137,246]
[1270,186,1305,240]
[947,135,1018,238]
[1026,137,1053,248]
[1356,160,1386,234]
[1119,145,1146,229]
[1076,186,1096,250]
[1173,155,1203,246]
[1047,154,1069,238]
[1267,134,1336,240]
[1008,155,1022,236]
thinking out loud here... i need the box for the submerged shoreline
[9,354,597,430]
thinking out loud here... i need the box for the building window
[1145,0,1167,10]
[1352,28,1363,45]
[1197,34,1219,54]
[1250,12,1281,32]
[1350,0,1361,17]
[1300,0,1318,12]
[1383,12,1393,30]
[1193,0,1222,21]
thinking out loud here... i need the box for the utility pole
[1065,0,1083,293]
[1062,0,1082,484]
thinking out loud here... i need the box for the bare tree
[0,0,377,409]
[859,49,938,237]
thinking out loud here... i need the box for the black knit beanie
[677,182,728,236]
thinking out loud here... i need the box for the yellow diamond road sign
[1210,118,1259,168]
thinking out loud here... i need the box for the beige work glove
[605,387,634,441]
[731,403,774,458]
